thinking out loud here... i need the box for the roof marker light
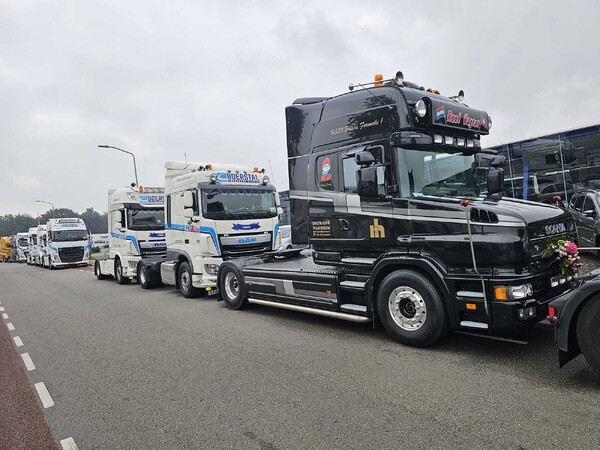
[209,173,218,183]
[444,136,454,145]
[395,71,404,86]
[374,74,384,87]
[434,135,443,144]
[456,137,465,147]
[262,175,270,185]
[458,90,464,102]
[253,166,259,173]
[466,140,475,148]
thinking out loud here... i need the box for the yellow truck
[0,236,12,262]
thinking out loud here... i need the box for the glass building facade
[488,124,600,204]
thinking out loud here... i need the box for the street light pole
[34,200,55,219]
[98,145,139,187]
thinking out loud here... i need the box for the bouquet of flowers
[542,239,582,277]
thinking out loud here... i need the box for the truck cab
[15,232,29,263]
[35,225,48,266]
[136,161,281,297]
[95,186,166,284]
[218,71,577,347]
[27,227,39,265]
[41,218,91,269]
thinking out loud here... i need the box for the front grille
[58,246,84,262]
[221,242,272,258]
[140,246,167,258]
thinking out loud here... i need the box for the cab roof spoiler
[292,97,330,105]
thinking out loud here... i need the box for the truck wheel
[49,259,54,270]
[138,263,159,289]
[376,270,449,347]
[576,298,600,375]
[219,265,248,310]
[95,261,107,280]
[115,259,130,285]
[179,262,200,298]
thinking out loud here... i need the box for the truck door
[330,145,396,254]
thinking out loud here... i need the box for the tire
[95,261,107,280]
[138,263,159,289]
[178,261,201,298]
[115,259,130,285]
[376,270,449,347]
[49,258,54,270]
[219,265,248,310]
[576,298,600,375]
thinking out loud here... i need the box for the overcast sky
[1,0,599,216]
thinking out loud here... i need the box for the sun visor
[425,97,490,135]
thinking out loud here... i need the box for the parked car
[568,190,600,254]
[278,225,292,251]
[536,182,575,205]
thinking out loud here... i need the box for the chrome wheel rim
[116,264,122,279]
[139,267,146,284]
[224,272,239,300]
[181,270,190,292]
[388,286,427,331]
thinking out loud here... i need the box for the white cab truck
[27,227,39,265]
[41,218,91,269]
[94,186,166,284]
[134,161,281,297]
[35,224,47,266]
[15,232,29,262]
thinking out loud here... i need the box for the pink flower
[564,241,579,256]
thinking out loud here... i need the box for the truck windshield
[18,239,28,247]
[52,230,89,242]
[201,188,277,220]
[395,147,482,198]
[126,208,165,231]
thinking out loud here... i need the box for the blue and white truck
[41,218,91,269]
[95,186,167,284]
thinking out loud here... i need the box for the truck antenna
[184,152,187,163]
[268,160,275,185]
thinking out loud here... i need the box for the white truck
[35,224,47,266]
[15,232,29,262]
[133,161,281,297]
[27,227,39,265]
[94,186,166,284]
[41,218,91,269]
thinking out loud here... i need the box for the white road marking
[2,313,8,319]
[7,322,15,331]
[34,382,55,408]
[14,336,24,347]
[0,307,4,311]
[21,352,36,371]
[60,437,79,450]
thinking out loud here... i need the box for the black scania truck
[217,72,576,347]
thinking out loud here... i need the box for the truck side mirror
[357,166,379,198]
[487,168,505,195]
[355,151,375,166]
[183,208,194,219]
[183,191,194,208]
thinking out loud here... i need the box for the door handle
[339,219,351,231]
[184,239,189,244]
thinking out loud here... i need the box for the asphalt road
[1,262,599,449]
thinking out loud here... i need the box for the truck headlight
[204,264,219,275]
[128,260,137,269]
[494,284,533,301]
